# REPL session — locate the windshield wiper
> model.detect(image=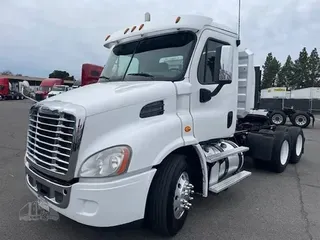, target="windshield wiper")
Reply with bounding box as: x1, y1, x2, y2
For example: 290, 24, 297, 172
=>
127, 73, 155, 78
